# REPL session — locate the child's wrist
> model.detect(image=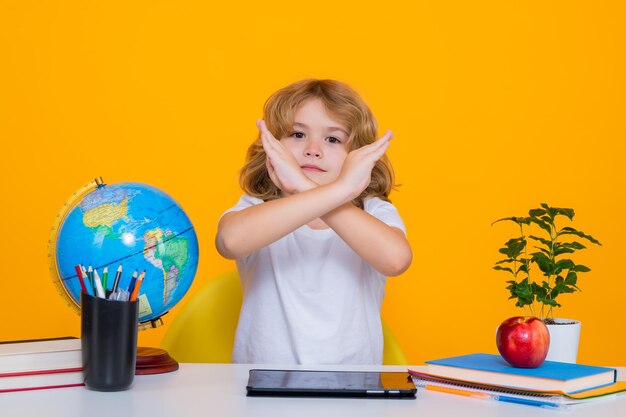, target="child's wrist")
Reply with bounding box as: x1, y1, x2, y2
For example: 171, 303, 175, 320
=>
326, 179, 361, 204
